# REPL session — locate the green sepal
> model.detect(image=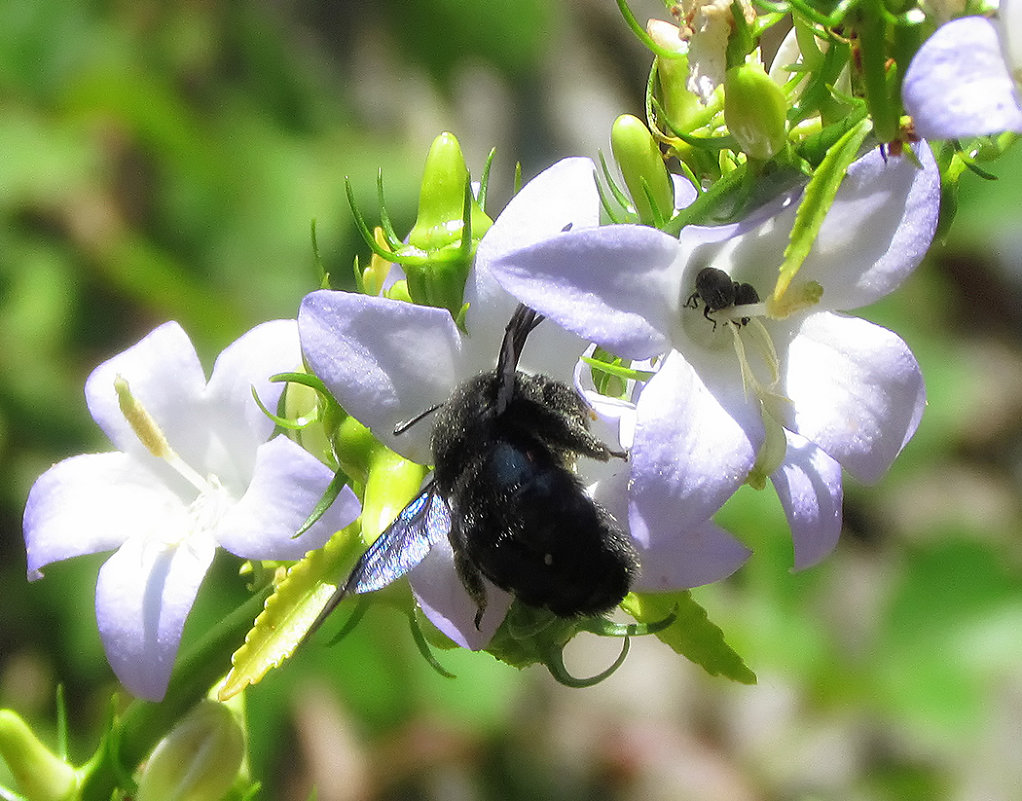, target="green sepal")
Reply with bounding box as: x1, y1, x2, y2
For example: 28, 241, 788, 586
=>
292, 468, 352, 539
218, 522, 365, 700
773, 116, 872, 301
620, 592, 757, 684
